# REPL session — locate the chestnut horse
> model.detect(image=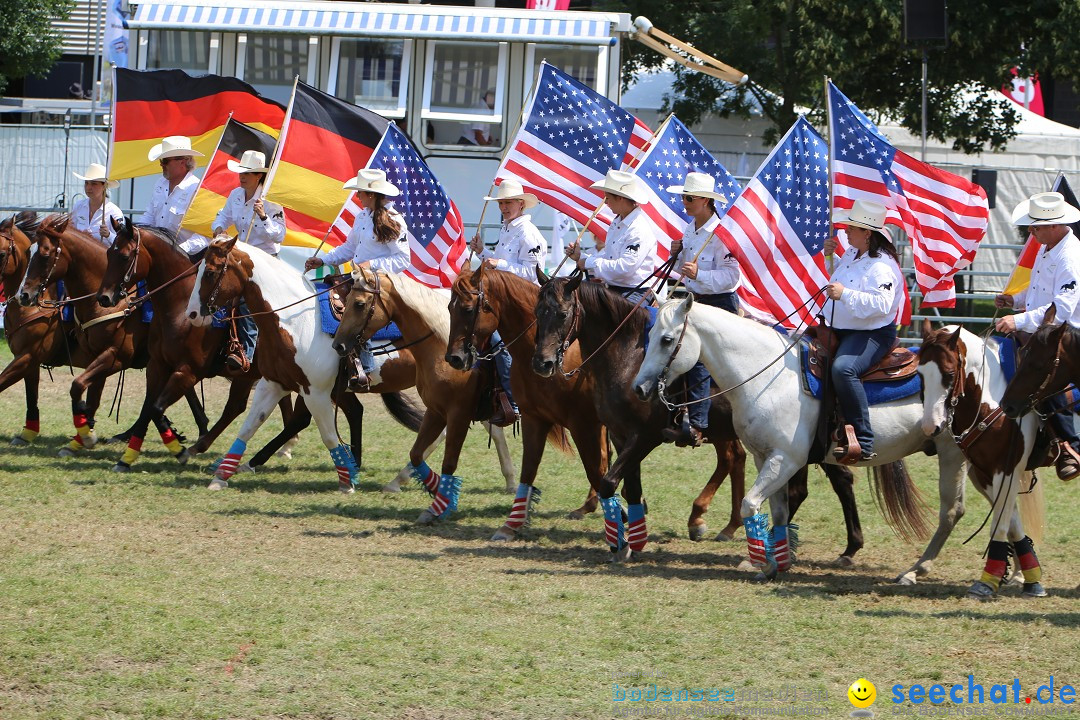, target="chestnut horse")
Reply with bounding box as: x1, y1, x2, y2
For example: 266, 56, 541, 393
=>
1001, 304, 1080, 419
533, 273, 864, 563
